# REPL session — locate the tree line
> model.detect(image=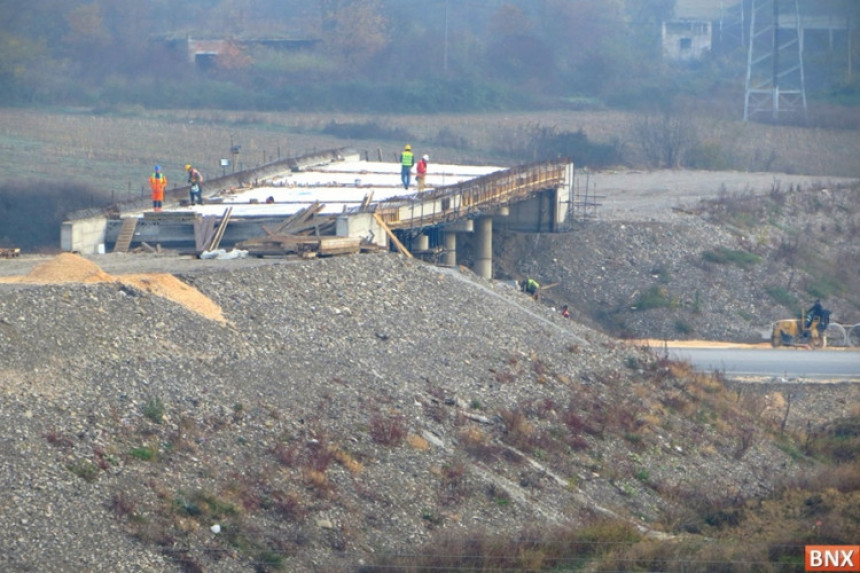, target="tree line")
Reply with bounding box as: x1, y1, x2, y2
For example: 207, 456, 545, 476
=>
0, 0, 857, 112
